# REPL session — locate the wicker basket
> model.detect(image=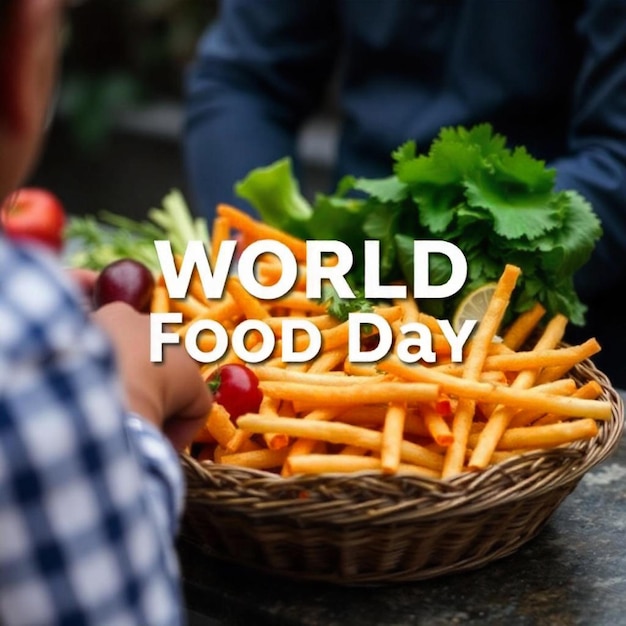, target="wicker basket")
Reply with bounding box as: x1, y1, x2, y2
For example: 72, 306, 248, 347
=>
180, 358, 624, 585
